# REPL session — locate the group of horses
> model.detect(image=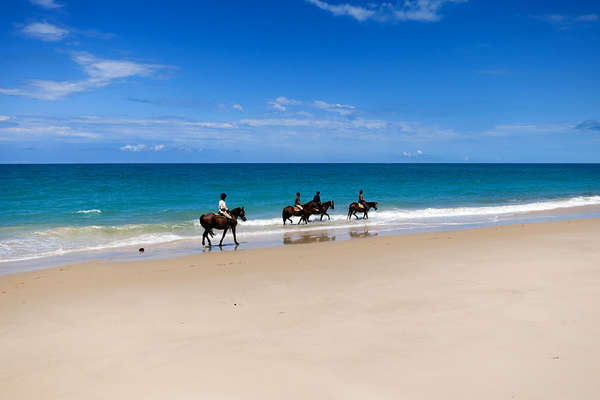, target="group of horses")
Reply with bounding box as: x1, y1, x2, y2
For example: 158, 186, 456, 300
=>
199, 200, 379, 247
282, 200, 378, 225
